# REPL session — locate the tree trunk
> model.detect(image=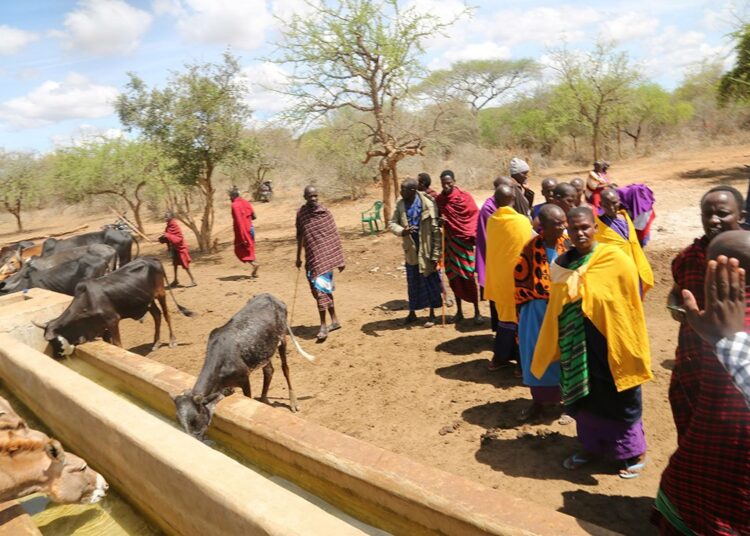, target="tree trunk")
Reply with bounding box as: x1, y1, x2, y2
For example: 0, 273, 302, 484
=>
197, 168, 215, 252
592, 127, 599, 161
12, 211, 22, 232
380, 165, 394, 223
